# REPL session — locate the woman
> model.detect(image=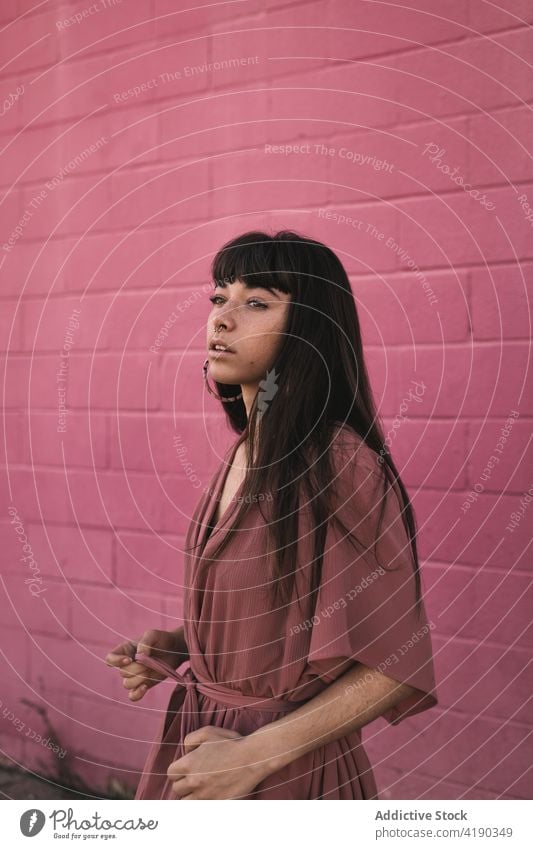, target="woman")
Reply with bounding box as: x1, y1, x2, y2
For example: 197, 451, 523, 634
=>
105, 229, 438, 799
